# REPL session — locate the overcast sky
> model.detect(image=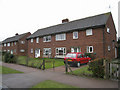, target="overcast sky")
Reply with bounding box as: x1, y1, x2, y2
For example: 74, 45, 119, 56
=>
0, 0, 119, 41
